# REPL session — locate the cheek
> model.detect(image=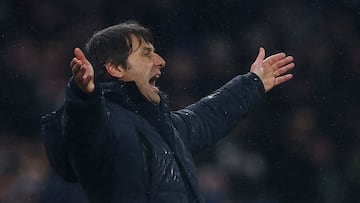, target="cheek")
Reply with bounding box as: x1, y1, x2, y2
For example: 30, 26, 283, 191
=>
131, 69, 148, 81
